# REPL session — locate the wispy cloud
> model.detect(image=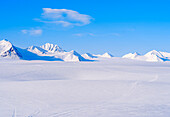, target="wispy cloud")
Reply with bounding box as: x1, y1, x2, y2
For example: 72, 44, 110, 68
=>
36, 8, 93, 27
126, 28, 136, 32
73, 33, 83, 37
73, 32, 121, 38
88, 33, 95, 36
73, 33, 95, 37
111, 33, 121, 37
21, 29, 42, 35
